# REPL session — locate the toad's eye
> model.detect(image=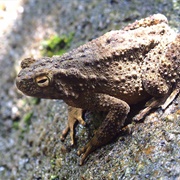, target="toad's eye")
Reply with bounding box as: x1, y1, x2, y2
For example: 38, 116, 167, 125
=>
35, 75, 50, 87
